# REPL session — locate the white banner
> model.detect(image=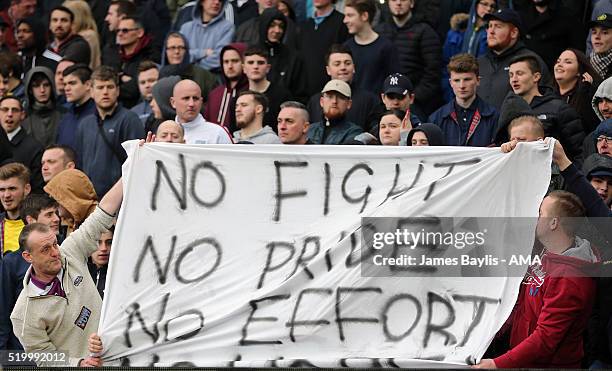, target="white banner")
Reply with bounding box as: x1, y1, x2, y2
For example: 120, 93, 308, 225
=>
99, 142, 553, 367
